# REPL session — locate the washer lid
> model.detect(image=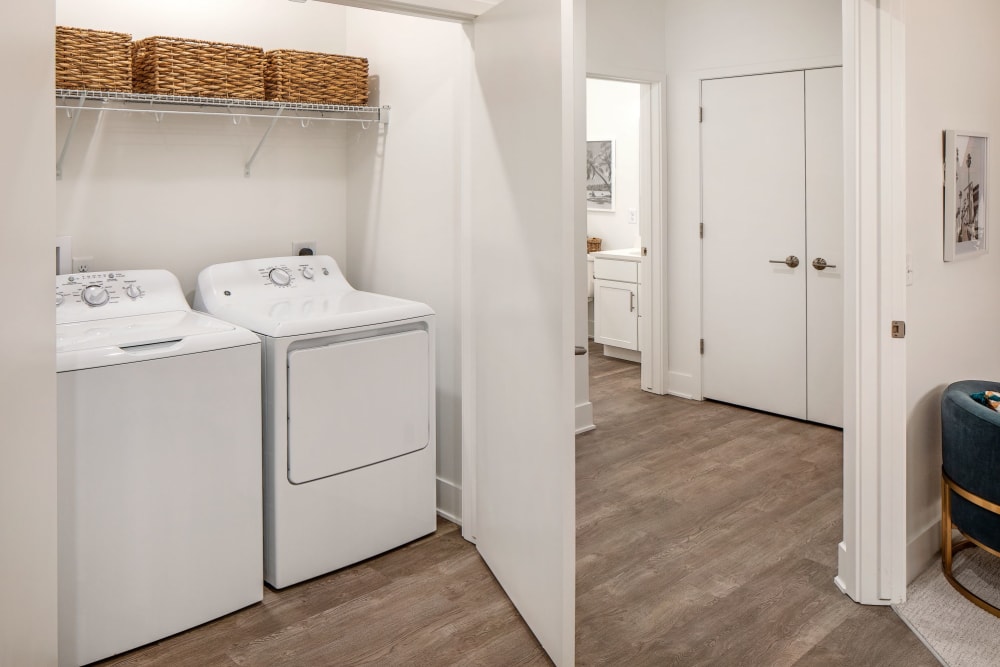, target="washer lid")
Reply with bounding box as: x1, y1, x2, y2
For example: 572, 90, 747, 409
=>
195, 255, 434, 337
56, 310, 259, 372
